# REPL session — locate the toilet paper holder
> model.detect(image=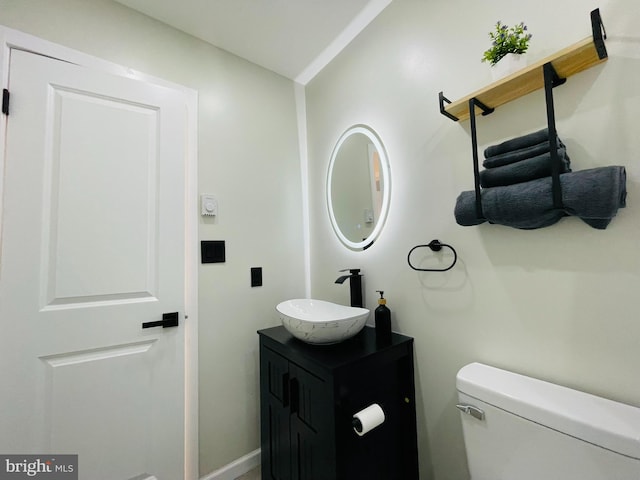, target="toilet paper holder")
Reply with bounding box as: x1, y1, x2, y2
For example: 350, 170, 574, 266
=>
351, 417, 365, 433
352, 403, 385, 436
